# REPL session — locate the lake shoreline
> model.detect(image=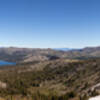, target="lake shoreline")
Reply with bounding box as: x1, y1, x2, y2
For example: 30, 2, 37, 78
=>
0, 60, 16, 66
